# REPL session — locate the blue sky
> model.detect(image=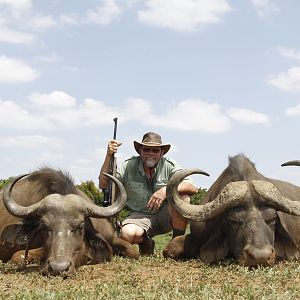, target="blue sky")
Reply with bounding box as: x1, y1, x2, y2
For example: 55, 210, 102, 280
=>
0, 0, 300, 189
